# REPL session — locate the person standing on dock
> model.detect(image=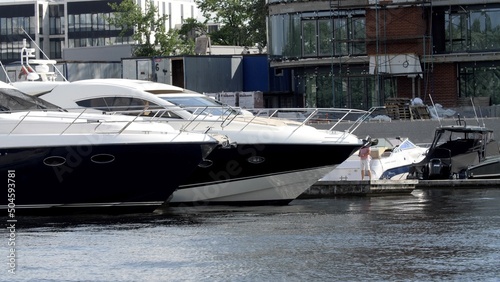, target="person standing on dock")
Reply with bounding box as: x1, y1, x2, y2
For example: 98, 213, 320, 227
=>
358, 144, 372, 180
